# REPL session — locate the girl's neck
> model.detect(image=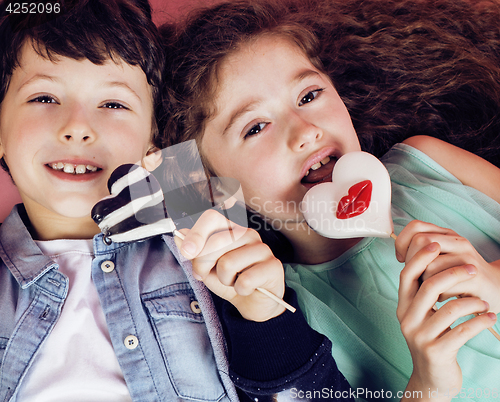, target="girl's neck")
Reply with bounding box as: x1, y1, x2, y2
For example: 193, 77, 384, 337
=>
283, 223, 362, 265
